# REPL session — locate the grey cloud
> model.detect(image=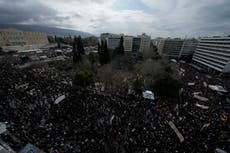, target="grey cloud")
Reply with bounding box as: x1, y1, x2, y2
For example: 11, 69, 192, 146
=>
73, 13, 82, 18
90, 19, 96, 22
0, 0, 60, 25
189, 0, 230, 36
91, 0, 108, 3
0, 0, 230, 37
150, 0, 230, 37
198, 1, 230, 23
